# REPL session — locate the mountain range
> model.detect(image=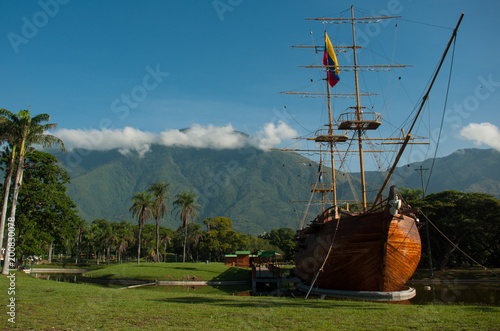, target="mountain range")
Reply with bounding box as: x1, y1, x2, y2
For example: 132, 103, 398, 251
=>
52, 147, 500, 235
